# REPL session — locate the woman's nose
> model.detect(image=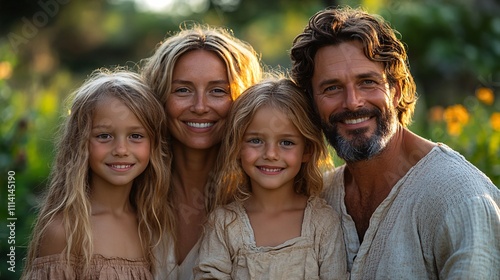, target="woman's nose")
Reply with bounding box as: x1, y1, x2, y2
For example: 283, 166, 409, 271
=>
191, 92, 209, 114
